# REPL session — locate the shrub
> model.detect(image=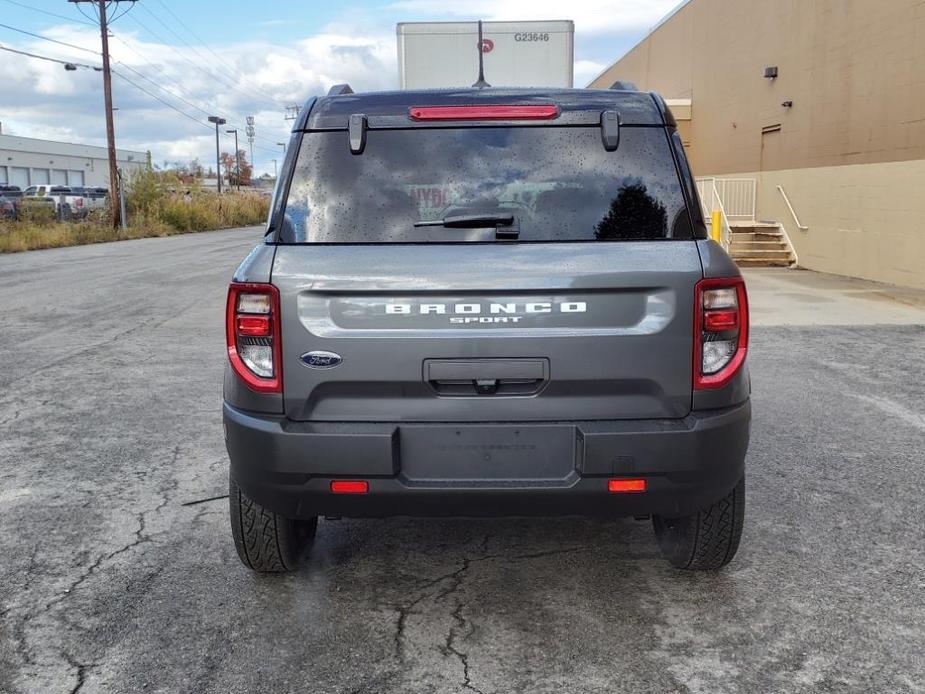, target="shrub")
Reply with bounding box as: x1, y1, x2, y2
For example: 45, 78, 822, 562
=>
17, 199, 56, 225
0, 189, 270, 253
